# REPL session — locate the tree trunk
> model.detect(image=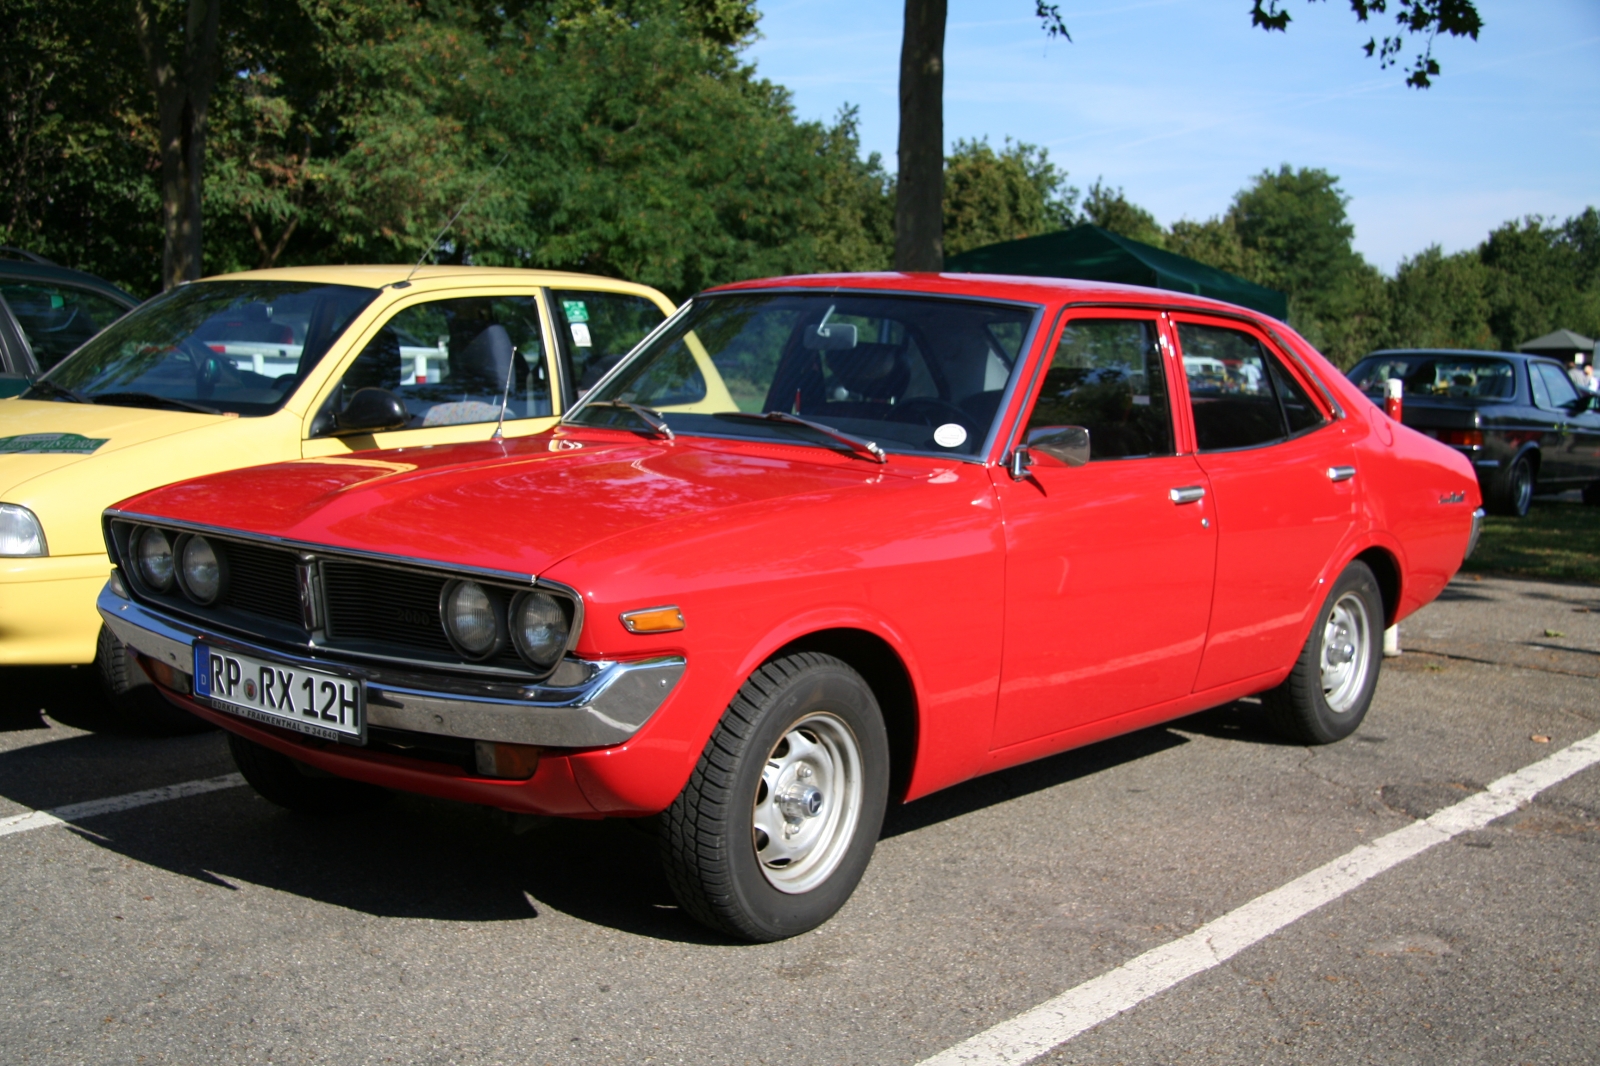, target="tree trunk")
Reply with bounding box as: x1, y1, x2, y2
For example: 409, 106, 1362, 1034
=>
895, 0, 946, 272
132, 0, 221, 290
